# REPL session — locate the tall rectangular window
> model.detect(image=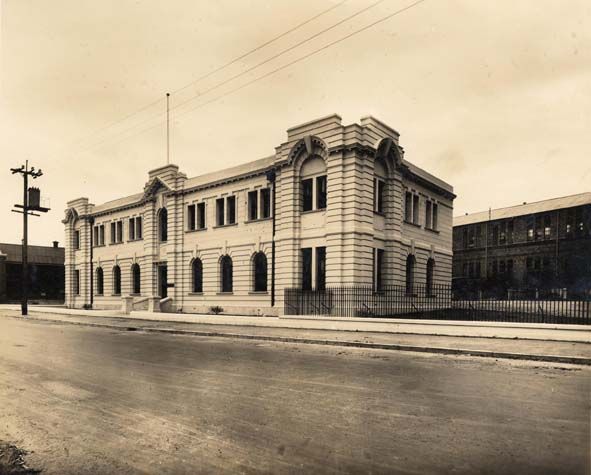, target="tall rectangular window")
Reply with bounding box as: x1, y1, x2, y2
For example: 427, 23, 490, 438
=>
316, 175, 327, 210
432, 203, 438, 230
98, 225, 105, 246
316, 246, 326, 291
425, 201, 432, 229
216, 198, 225, 226
197, 203, 206, 229
227, 196, 236, 224
116, 221, 123, 243
374, 179, 385, 213
302, 178, 313, 212
404, 191, 412, 222
74, 230, 80, 250
74, 269, 80, 295
412, 194, 419, 225
135, 217, 142, 239
544, 215, 552, 238
301, 248, 312, 291
93, 226, 99, 246
110, 222, 116, 244
260, 188, 271, 218
374, 248, 384, 291
187, 204, 196, 230
129, 218, 135, 240
248, 191, 258, 221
